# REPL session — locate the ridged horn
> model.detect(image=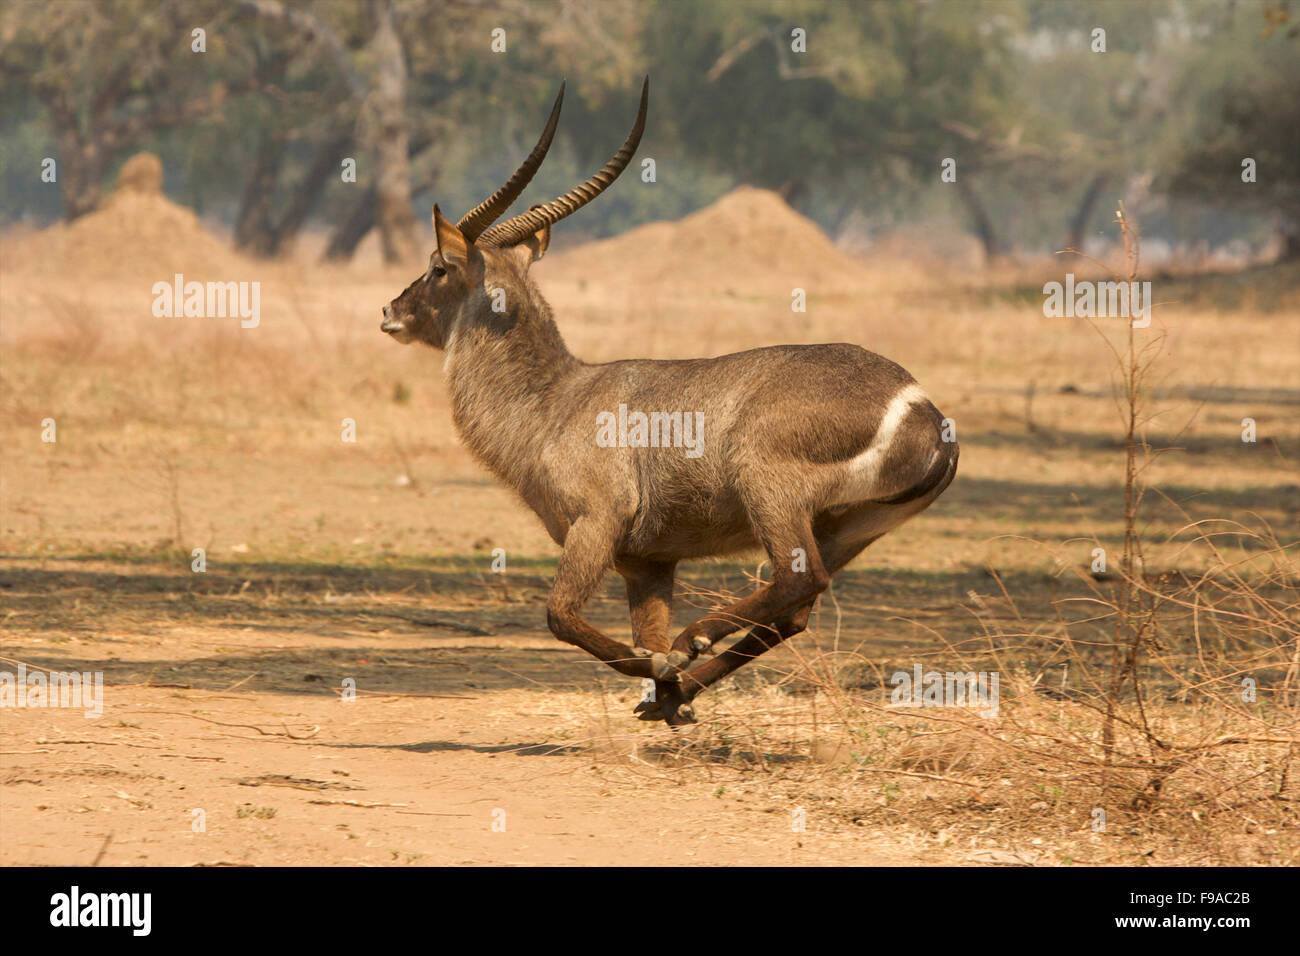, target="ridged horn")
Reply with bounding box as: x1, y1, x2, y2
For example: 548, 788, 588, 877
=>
478, 76, 649, 248
455, 82, 565, 243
